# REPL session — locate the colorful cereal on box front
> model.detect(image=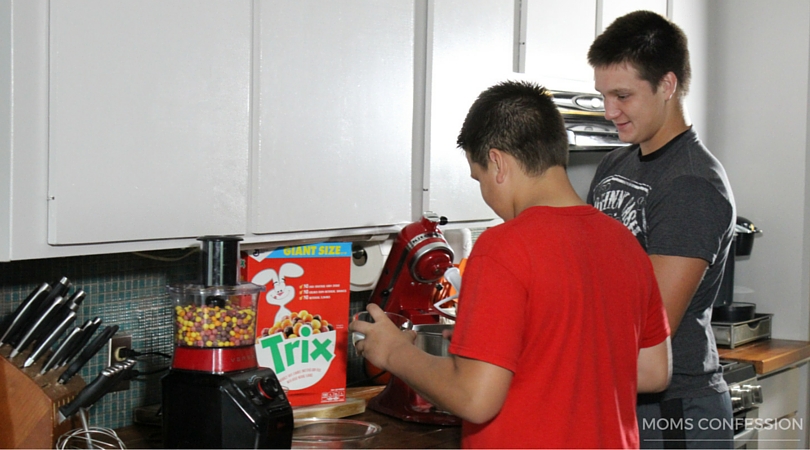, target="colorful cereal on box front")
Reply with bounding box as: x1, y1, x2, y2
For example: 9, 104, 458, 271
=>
261, 309, 334, 339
